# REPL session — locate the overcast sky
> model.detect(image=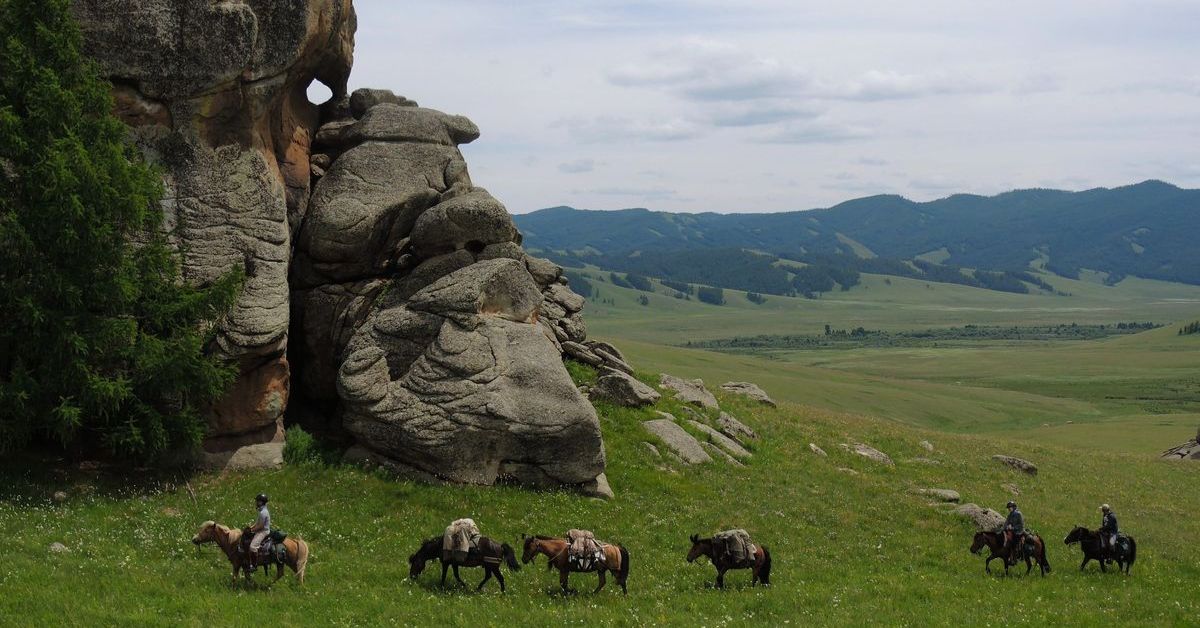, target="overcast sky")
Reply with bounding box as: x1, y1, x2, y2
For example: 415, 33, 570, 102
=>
339, 0, 1200, 213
